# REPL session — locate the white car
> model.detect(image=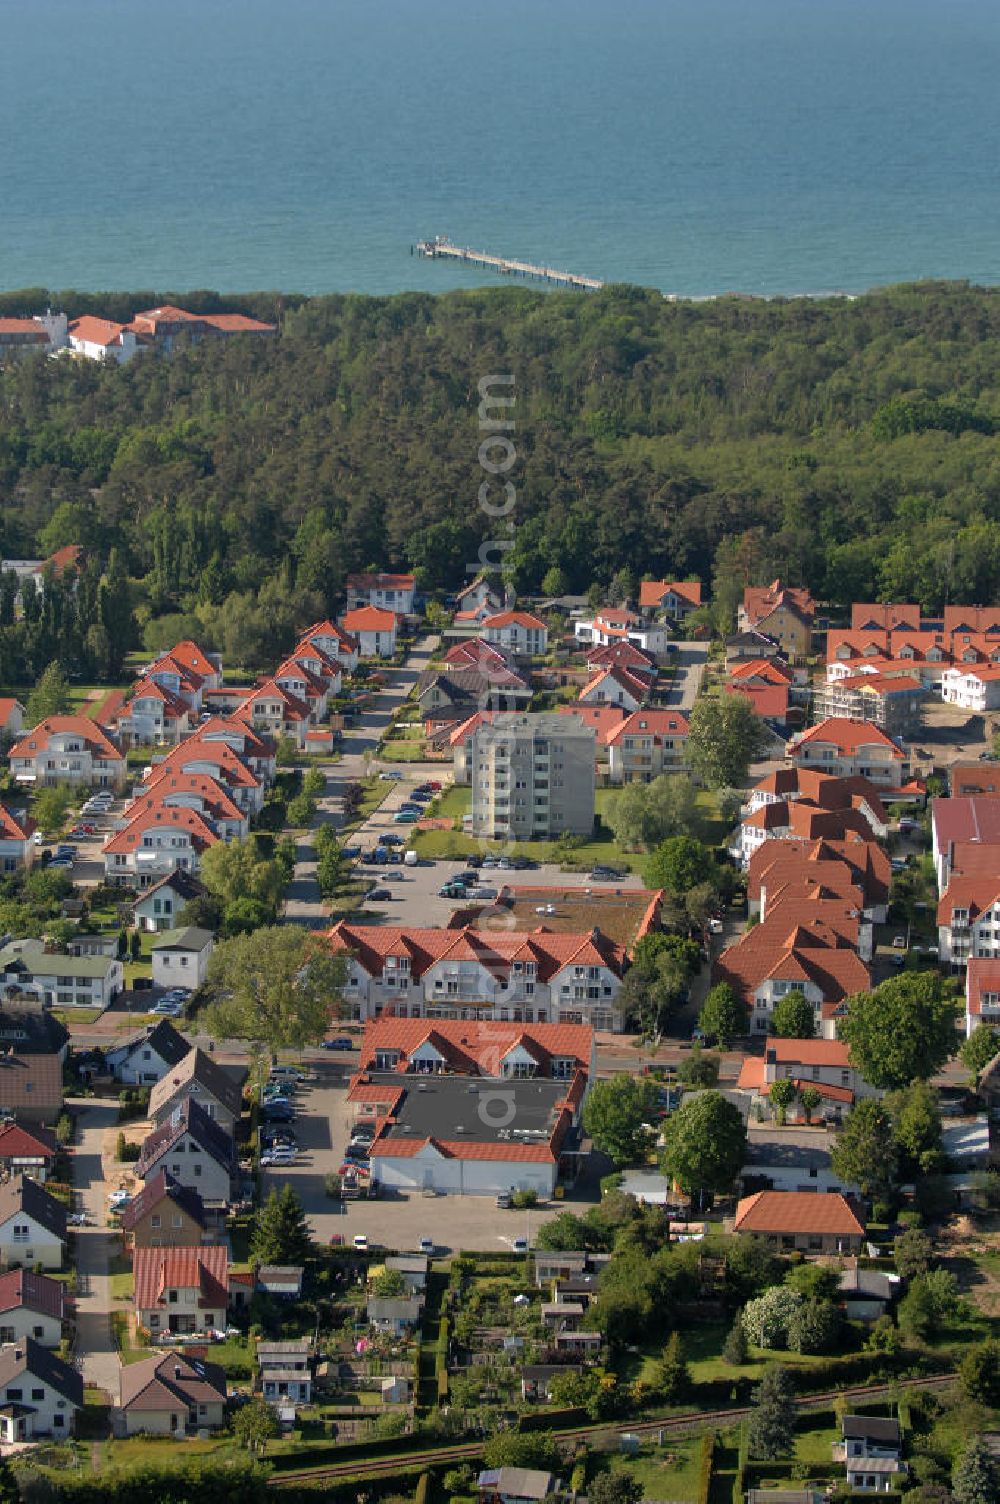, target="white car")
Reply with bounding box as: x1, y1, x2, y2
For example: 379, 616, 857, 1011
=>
378, 770, 401, 780
512, 1237, 529, 1254
418, 1237, 435, 1255
353, 1234, 369, 1252
108, 1190, 132, 1209
260, 1147, 298, 1167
